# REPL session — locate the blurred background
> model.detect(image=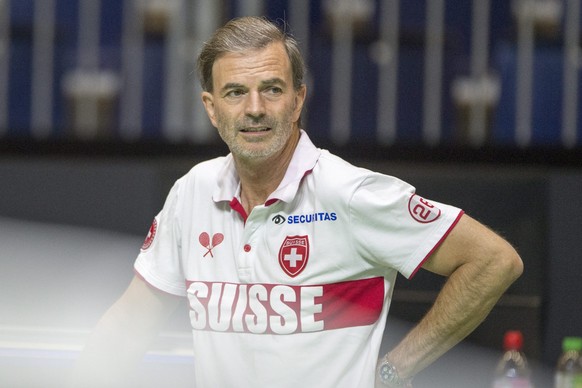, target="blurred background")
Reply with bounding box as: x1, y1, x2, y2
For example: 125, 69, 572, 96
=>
1, 0, 581, 387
